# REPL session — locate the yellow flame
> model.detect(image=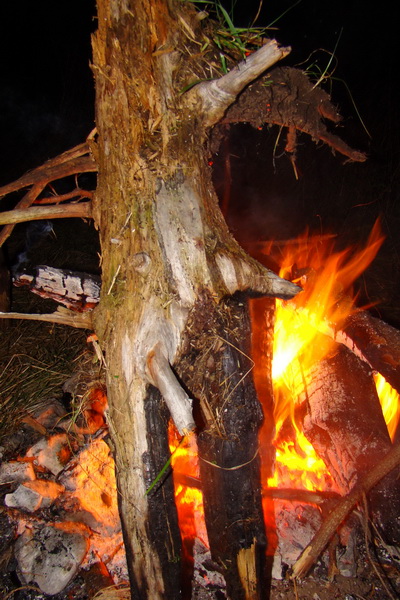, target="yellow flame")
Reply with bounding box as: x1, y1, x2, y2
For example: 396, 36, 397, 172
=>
374, 373, 400, 441
268, 221, 386, 491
